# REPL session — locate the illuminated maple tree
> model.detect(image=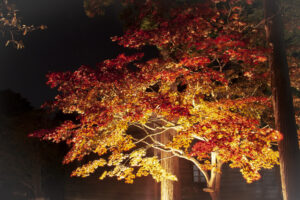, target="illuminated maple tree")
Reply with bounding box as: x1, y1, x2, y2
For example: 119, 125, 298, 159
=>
32, 1, 281, 200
